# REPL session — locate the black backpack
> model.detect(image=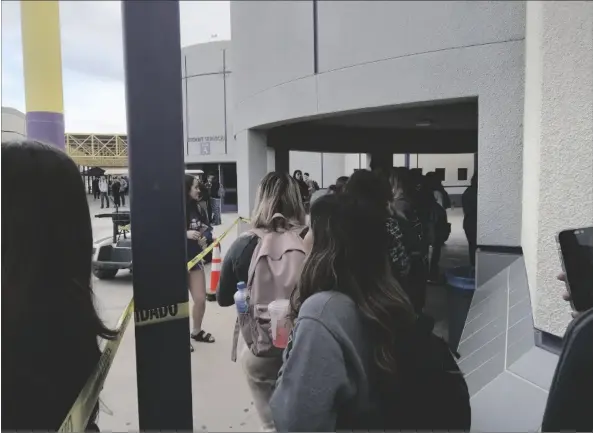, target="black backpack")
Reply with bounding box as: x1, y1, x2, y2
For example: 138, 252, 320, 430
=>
341, 316, 471, 431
